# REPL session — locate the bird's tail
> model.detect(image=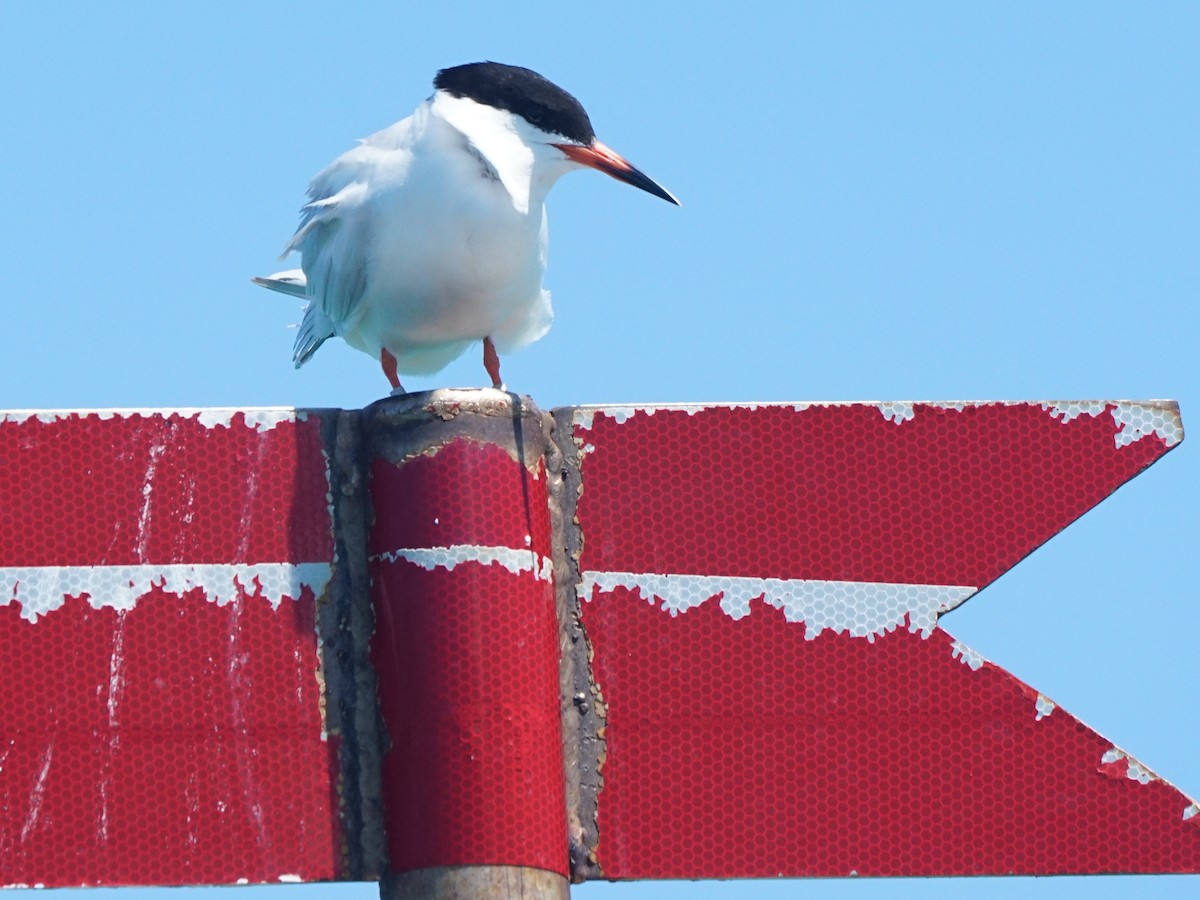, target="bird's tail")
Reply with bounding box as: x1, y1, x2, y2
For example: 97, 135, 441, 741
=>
251, 268, 308, 298
252, 269, 332, 367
